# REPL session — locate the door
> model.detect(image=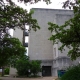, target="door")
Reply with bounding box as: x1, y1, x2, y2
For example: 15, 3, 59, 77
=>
42, 66, 51, 76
